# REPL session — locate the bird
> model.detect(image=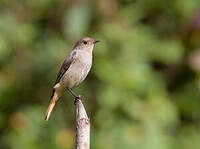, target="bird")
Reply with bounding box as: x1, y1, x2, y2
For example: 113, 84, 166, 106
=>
45, 37, 99, 121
